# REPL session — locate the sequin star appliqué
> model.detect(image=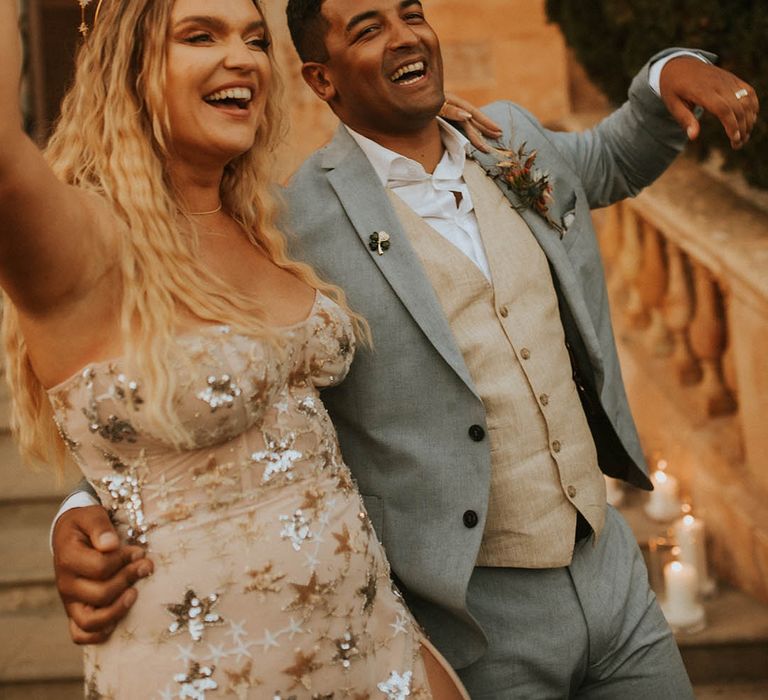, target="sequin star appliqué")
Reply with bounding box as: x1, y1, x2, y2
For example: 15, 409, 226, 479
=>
165, 589, 224, 642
